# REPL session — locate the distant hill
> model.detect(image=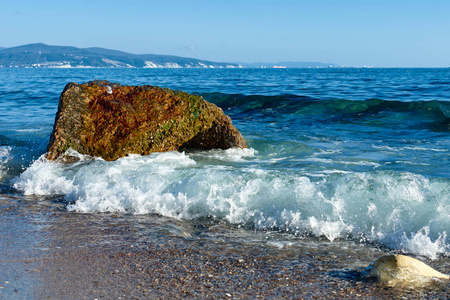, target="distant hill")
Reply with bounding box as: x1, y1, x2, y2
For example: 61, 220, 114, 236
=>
0, 43, 242, 68
0, 43, 341, 69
